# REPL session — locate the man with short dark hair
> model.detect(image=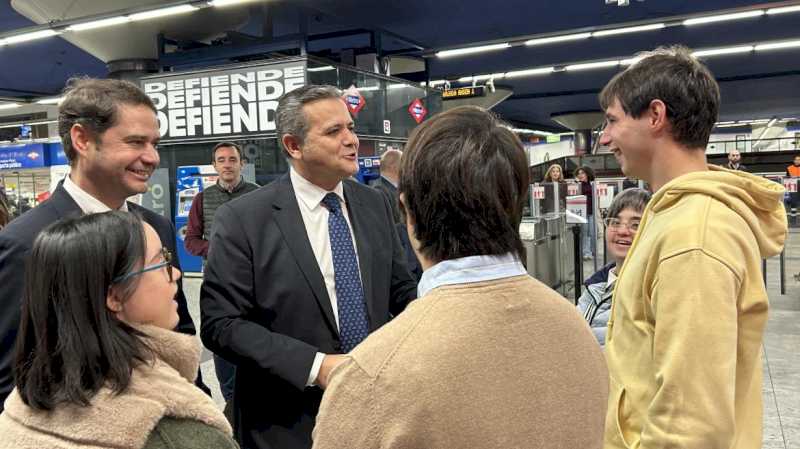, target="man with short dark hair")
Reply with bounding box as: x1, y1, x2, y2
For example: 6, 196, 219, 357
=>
200, 84, 417, 449
313, 105, 608, 449
0, 78, 204, 412
599, 47, 786, 449
727, 149, 747, 171
185, 141, 258, 416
